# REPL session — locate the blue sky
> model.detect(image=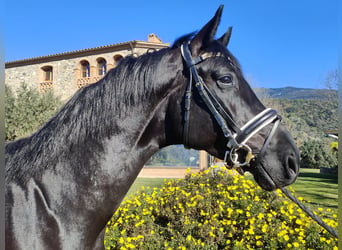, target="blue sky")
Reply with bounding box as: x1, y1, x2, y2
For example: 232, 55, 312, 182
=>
5, 0, 338, 89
